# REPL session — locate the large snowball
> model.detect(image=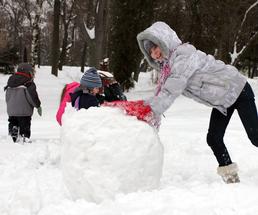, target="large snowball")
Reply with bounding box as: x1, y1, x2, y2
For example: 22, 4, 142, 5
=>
61, 106, 163, 203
